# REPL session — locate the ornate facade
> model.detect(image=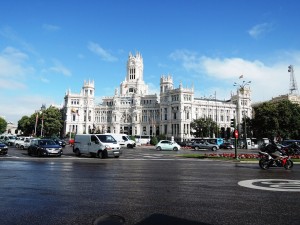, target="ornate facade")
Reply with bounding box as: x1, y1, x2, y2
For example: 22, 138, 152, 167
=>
63, 52, 252, 141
